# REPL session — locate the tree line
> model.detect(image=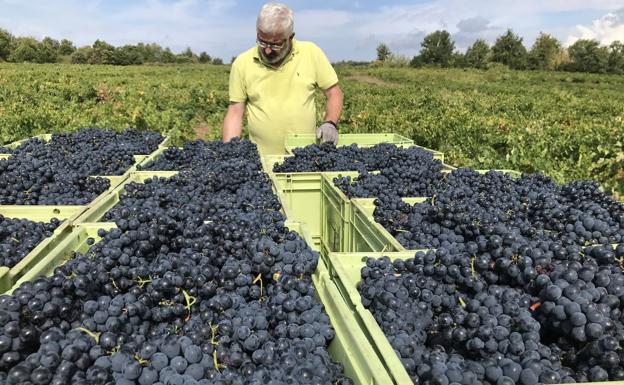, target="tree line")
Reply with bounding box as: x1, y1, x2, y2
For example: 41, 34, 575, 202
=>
376, 29, 624, 74
0, 27, 223, 65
